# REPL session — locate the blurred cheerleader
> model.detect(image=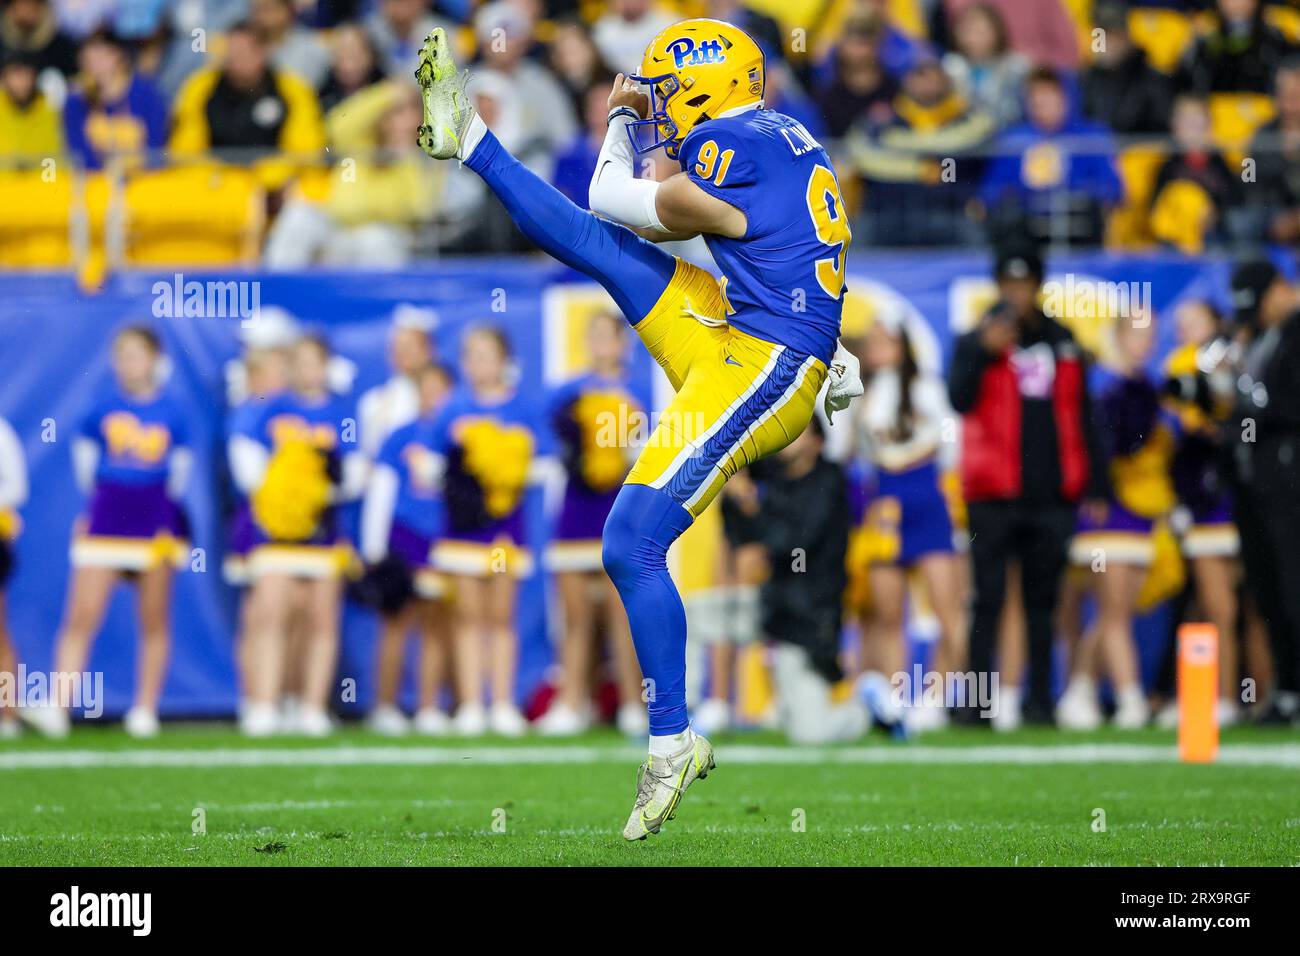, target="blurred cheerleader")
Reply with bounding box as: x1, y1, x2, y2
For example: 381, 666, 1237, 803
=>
0, 414, 28, 738
223, 326, 296, 721
538, 313, 646, 738
360, 363, 456, 736
856, 310, 965, 732
231, 334, 367, 737
1057, 311, 1177, 730
42, 326, 192, 738
1159, 300, 1258, 726
431, 325, 548, 737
